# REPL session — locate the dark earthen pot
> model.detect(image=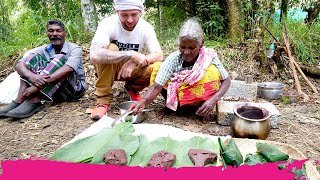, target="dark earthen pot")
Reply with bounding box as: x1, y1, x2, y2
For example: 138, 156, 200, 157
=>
231, 104, 271, 140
